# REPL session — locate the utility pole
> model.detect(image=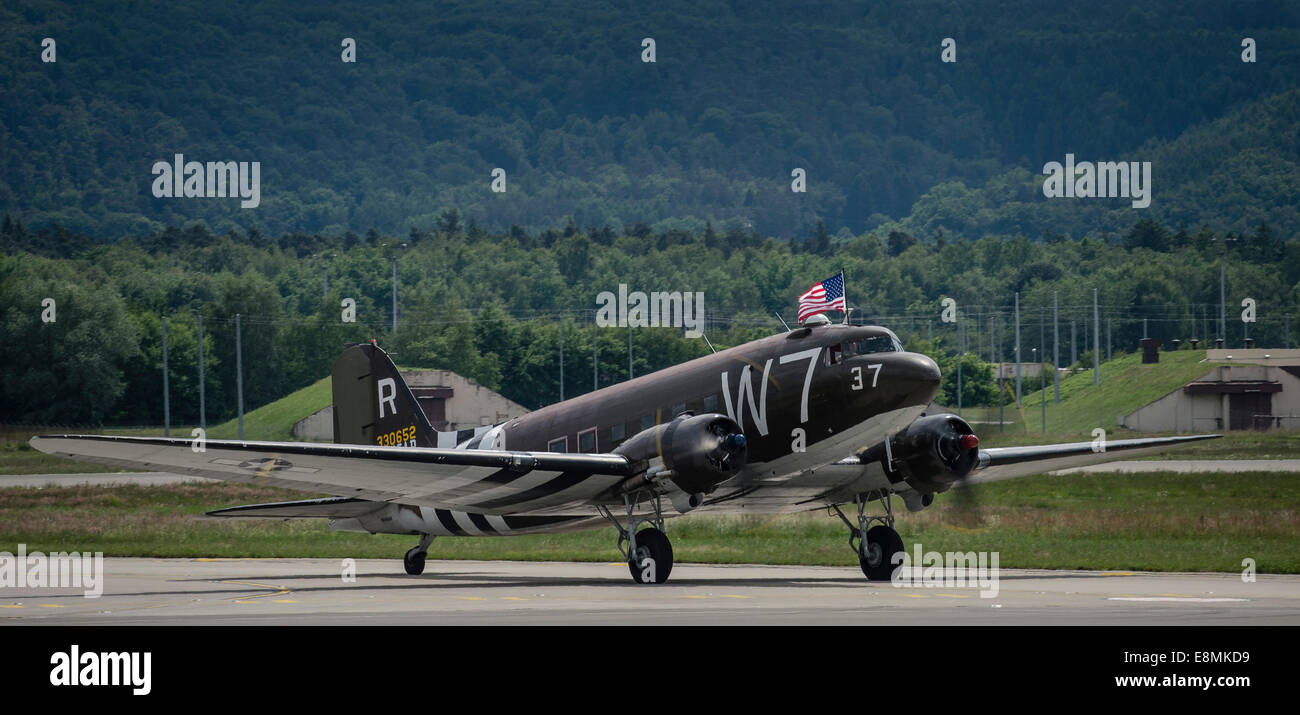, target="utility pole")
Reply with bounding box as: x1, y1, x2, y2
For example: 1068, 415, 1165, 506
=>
628, 322, 633, 380
1040, 308, 1046, 432
593, 319, 598, 391
236, 313, 244, 440
956, 314, 963, 416
197, 313, 206, 432
1053, 292, 1060, 403
1220, 252, 1226, 341
1093, 289, 1100, 385
391, 258, 398, 333
559, 319, 565, 401
1014, 293, 1021, 404
162, 315, 170, 437
994, 314, 1003, 432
